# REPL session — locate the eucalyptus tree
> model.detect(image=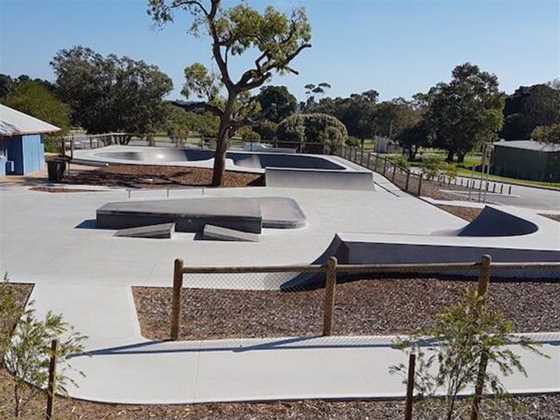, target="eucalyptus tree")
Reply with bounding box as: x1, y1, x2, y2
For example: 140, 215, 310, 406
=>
148, 0, 312, 186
